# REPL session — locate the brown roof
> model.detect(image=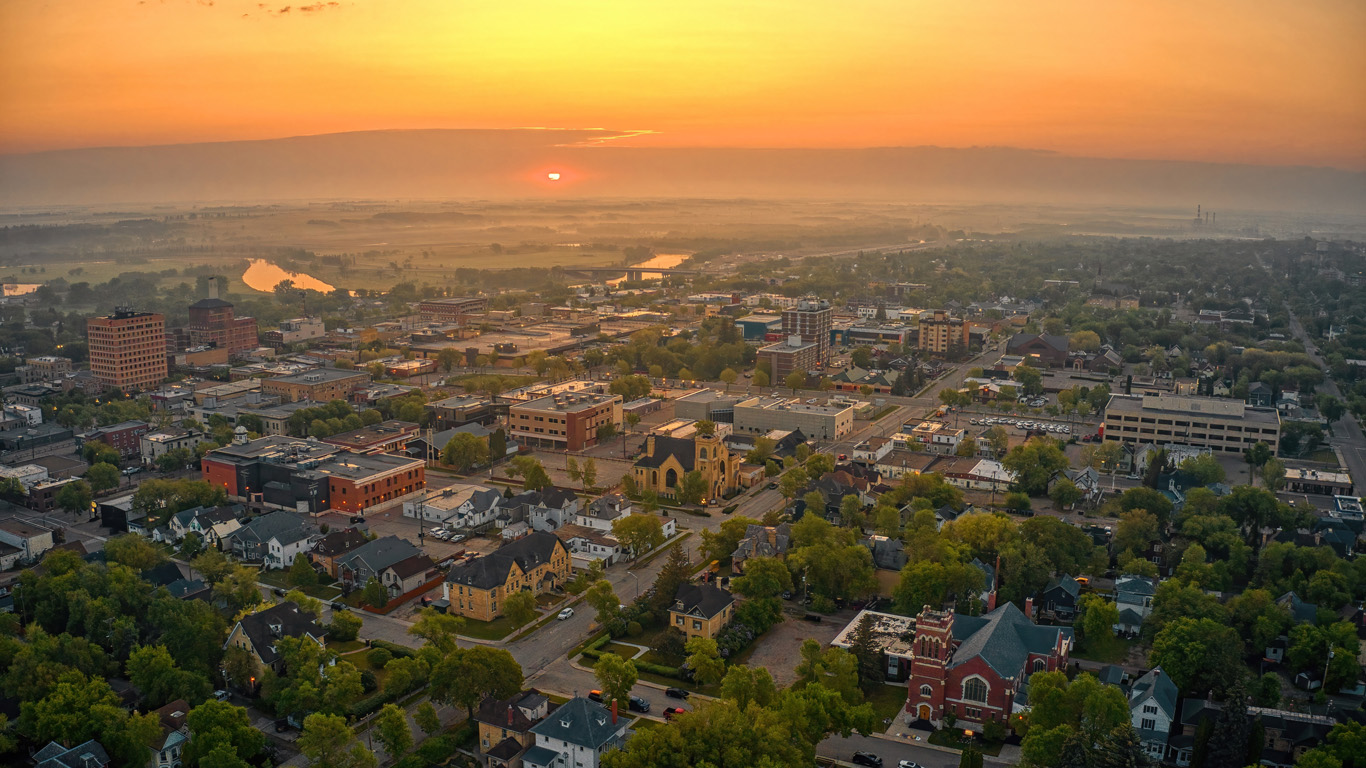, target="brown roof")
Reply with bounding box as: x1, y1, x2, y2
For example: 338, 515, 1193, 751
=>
385, 553, 437, 580
313, 528, 368, 558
